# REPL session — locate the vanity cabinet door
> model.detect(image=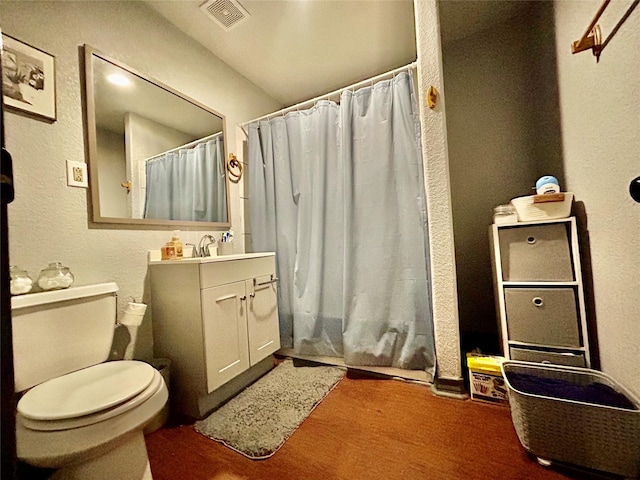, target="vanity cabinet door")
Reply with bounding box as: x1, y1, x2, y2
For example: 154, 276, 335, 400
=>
246, 275, 280, 366
201, 281, 250, 393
